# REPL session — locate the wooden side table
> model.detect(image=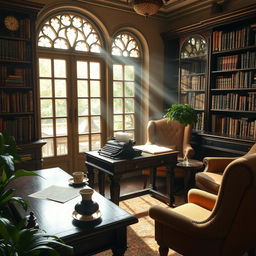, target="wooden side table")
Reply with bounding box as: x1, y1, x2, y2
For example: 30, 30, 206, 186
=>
176, 159, 204, 201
